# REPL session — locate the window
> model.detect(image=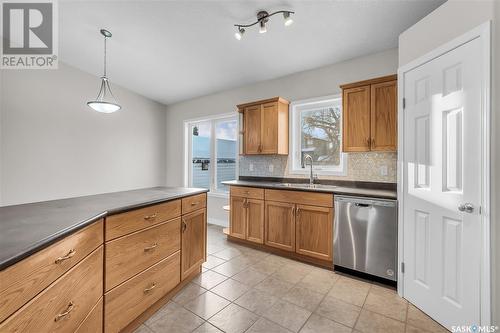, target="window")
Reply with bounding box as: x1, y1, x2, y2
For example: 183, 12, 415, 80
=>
186, 114, 238, 194
290, 95, 346, 175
